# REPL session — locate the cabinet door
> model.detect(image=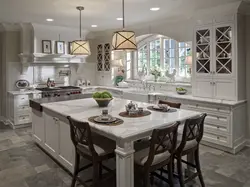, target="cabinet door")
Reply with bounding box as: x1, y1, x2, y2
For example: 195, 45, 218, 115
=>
192, 79, 213, 98
58, 120, 75, 172
44, 113, 59, 157
213, 79, 236, 100
97, 44, 103, 71
213, 24, 234, 78
194, 27, 212, 77
32, 109, 44, 143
